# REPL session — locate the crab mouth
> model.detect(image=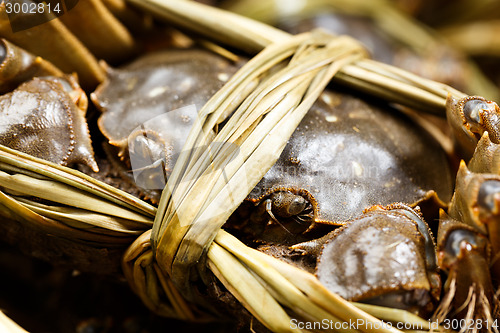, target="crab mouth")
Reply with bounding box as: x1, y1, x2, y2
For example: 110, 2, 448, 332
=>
291, 204, 315, 224
267, 202, 315, 235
